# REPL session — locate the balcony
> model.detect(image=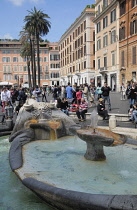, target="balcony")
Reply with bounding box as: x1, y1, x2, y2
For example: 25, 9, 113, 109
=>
99, 67, 108, 74
45, 71, 49, 74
